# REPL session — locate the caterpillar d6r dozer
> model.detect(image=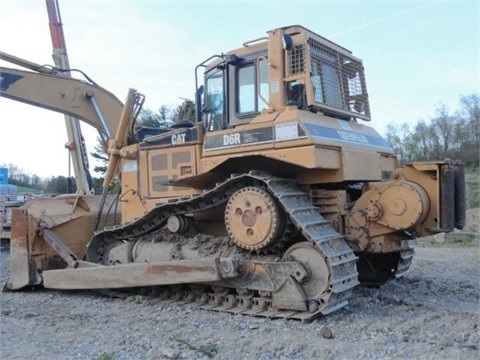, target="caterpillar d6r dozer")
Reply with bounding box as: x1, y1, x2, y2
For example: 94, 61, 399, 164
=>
1, 25, 465, 321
